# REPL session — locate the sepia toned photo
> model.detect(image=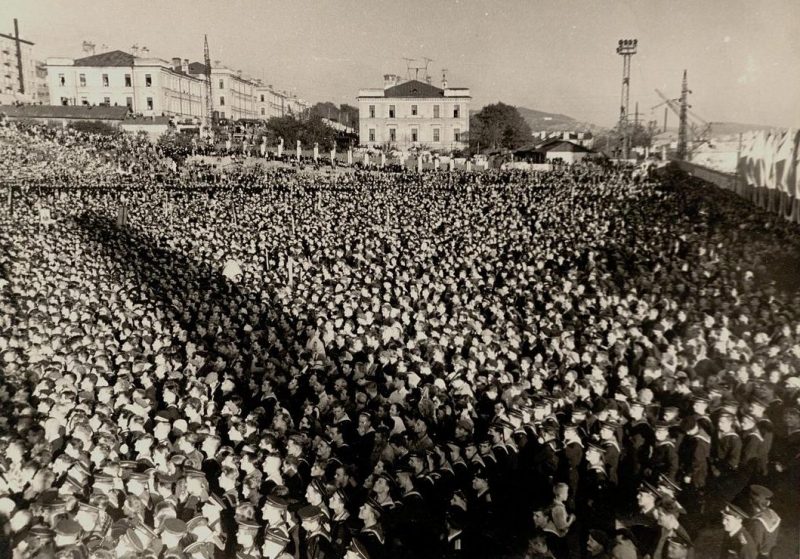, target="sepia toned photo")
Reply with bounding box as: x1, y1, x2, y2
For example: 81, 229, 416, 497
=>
1, 1, 799, 558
